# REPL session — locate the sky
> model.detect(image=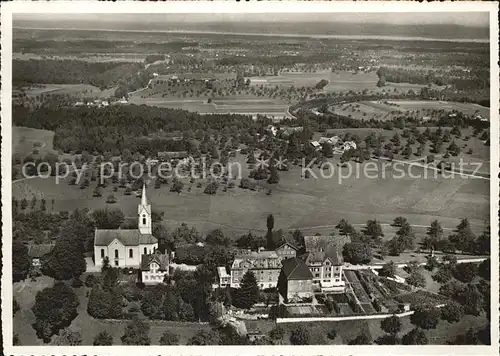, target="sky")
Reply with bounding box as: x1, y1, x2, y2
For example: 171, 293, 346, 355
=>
15, 12, 489, 28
